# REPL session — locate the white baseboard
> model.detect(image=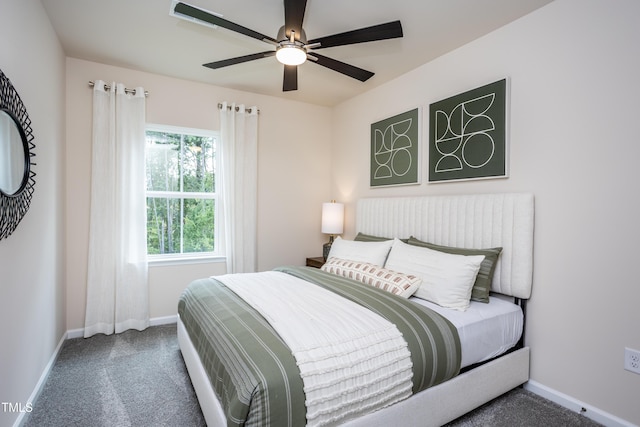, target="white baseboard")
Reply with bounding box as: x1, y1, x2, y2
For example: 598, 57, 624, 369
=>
66, 315, 178, 339
525, 380, 635, 427
66, 327, 84, 339
149, 314, 178, 326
